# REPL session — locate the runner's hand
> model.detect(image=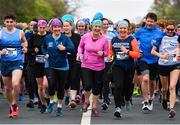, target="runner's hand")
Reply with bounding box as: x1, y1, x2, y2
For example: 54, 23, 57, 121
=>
57, 44, 66, 51
97, 51, 104, 56
0, 49, 7, 55
34, 47, 39, 53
